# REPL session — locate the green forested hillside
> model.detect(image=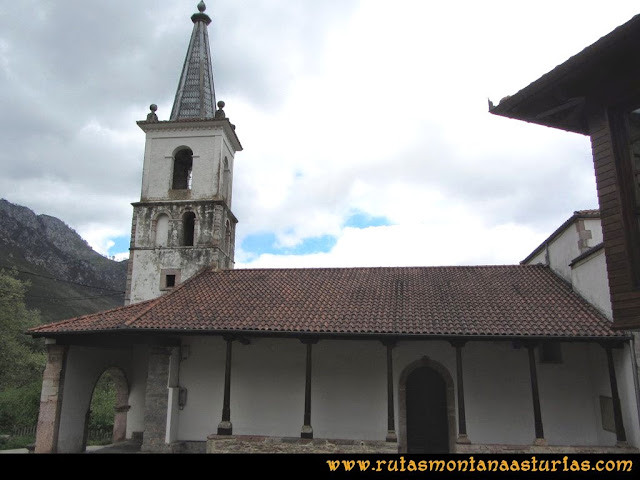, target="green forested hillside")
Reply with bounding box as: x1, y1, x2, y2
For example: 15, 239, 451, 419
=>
0, 199, 127, 324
